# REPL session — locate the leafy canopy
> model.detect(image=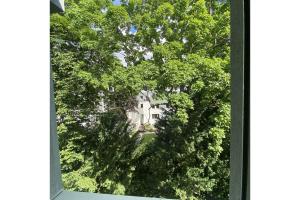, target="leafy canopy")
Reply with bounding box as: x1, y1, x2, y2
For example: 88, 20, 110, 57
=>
51, 0, 230, 199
